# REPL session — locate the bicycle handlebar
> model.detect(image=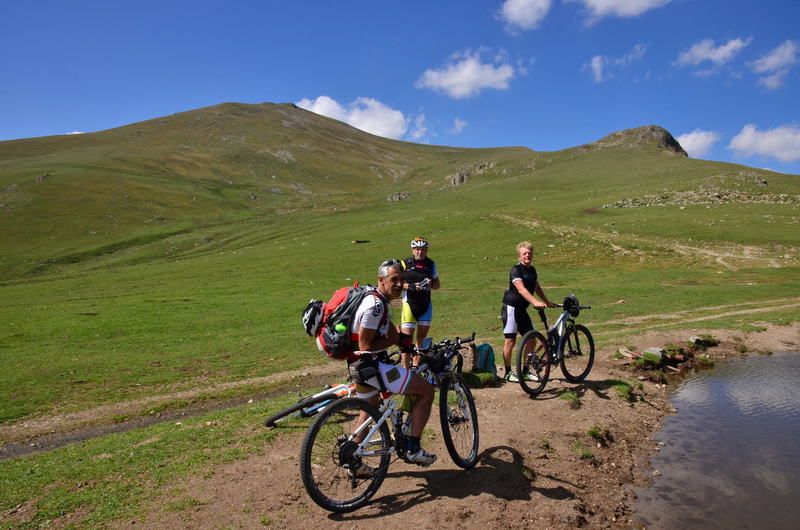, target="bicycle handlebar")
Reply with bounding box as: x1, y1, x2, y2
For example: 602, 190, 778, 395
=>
416, 332, 475, 354
552, 303, 592, 310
